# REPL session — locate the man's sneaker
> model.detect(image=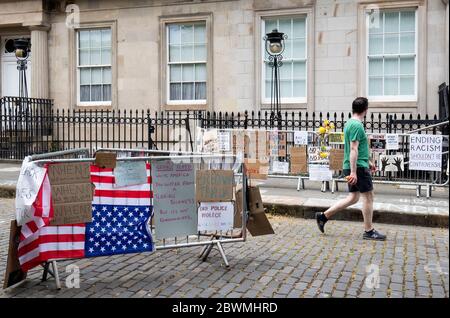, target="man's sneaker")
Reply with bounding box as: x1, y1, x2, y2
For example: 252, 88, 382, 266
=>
363, 229, 387, 241
315, 212, 328, 233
